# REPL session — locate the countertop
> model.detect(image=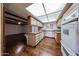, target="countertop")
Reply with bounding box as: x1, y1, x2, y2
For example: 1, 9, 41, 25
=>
43, 29, 61, 31
27, 32, 42, 35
